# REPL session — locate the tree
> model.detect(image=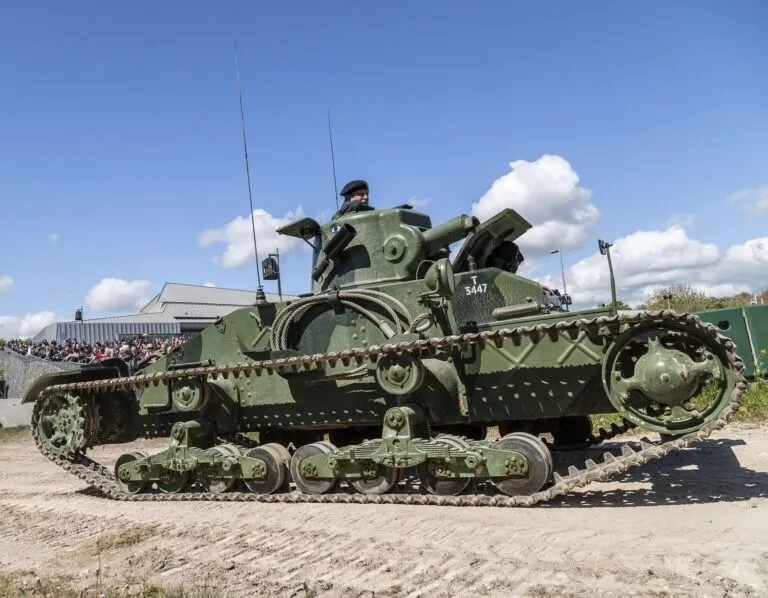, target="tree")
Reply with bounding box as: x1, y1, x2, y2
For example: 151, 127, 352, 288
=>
638, 283, 713, 313
635, 283, 768, 313
614, 300, 632, 310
